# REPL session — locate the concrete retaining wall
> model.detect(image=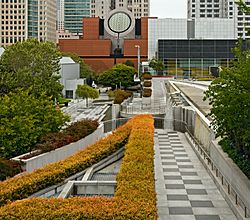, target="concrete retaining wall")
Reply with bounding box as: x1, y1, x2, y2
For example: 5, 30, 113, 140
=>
12, 124, 104, 172
210, 140, 250, 216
